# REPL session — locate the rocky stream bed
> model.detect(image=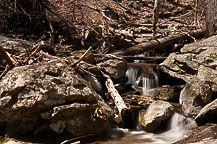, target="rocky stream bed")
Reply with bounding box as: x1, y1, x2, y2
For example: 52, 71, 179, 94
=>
0, 34, 217, 144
